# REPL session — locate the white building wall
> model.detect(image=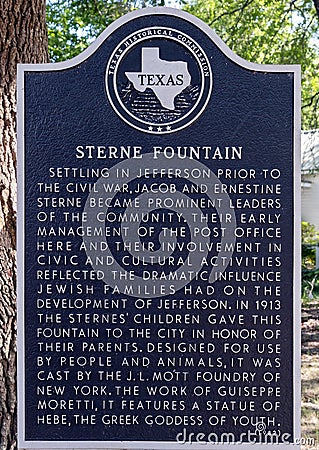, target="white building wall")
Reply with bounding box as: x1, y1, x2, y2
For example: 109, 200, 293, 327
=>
301, 173, 319, 229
